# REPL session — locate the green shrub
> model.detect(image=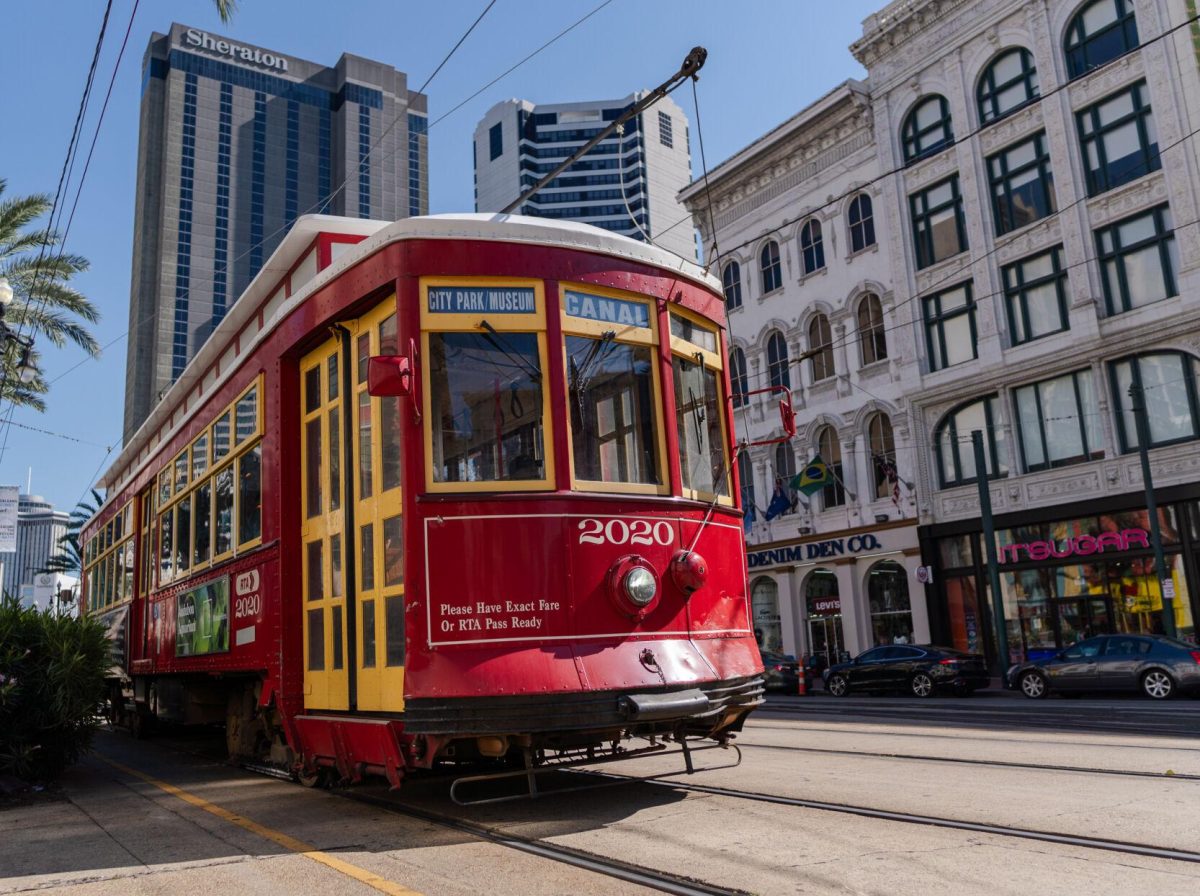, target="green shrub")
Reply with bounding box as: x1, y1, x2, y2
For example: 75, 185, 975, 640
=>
0, 596, 110, 781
